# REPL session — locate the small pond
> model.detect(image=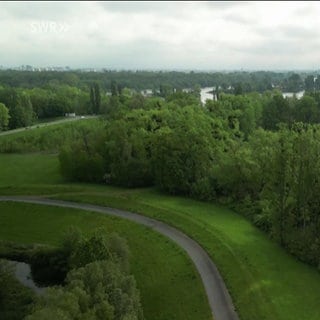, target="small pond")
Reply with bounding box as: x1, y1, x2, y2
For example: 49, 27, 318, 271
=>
8, 260, 46, 295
